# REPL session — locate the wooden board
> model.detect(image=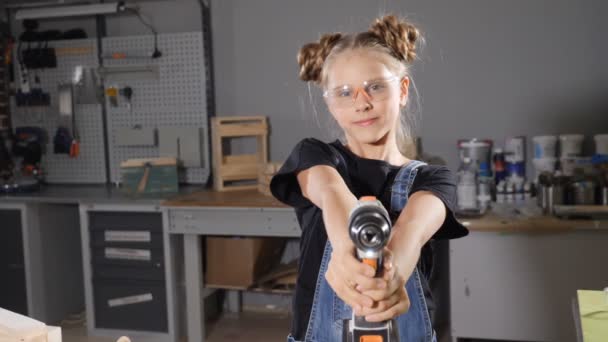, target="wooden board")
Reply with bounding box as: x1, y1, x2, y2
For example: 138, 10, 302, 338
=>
163, 189, 288, 208
461, 212, 608, 233
554, 205, 608, 217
